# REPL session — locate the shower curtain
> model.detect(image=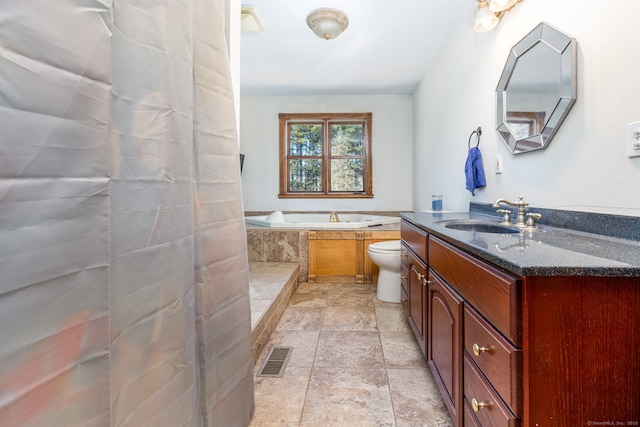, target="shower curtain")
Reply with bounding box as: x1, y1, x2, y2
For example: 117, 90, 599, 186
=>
0, 0, 254, 426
